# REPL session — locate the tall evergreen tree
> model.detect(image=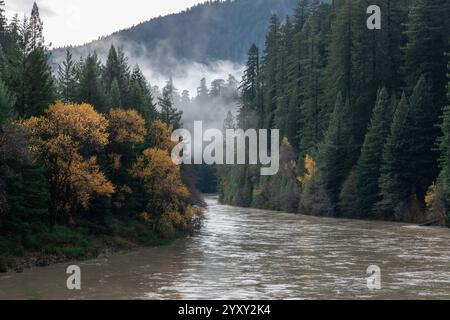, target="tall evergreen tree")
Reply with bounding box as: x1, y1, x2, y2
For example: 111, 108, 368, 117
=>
5, 5, 54, 118
57, 48, 78, 103
159, 80, 182, 130
128, 65, 156, 122
438, 64, 450, 222
297, 3, 332, 156
103, 45, 130, 106
403, 0, 450, 109
274, 16, 295, 143
28, 2, 44, 50
378, 0, 411, 91
109, 78, 122, 108
316, 93, 357, 214
378, 93, 413, 218
262, 14, 280, 129
196, 77, 209, 103
0, 78, 15, 123
0, 0, 8, 48
77, 53, 107, 112
239, 44, 260, 129
6, 159, 49, 231
352, 88, 393, 217
292, 0, 312, 32
379, 76, 437, 219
